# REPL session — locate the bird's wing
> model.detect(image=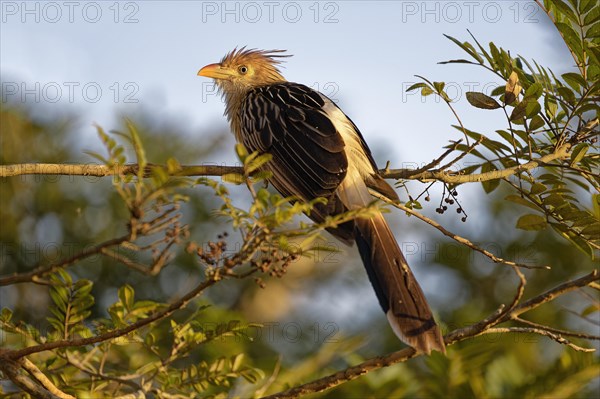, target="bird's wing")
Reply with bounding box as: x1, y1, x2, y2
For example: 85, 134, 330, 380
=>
240, 83, 350, 221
